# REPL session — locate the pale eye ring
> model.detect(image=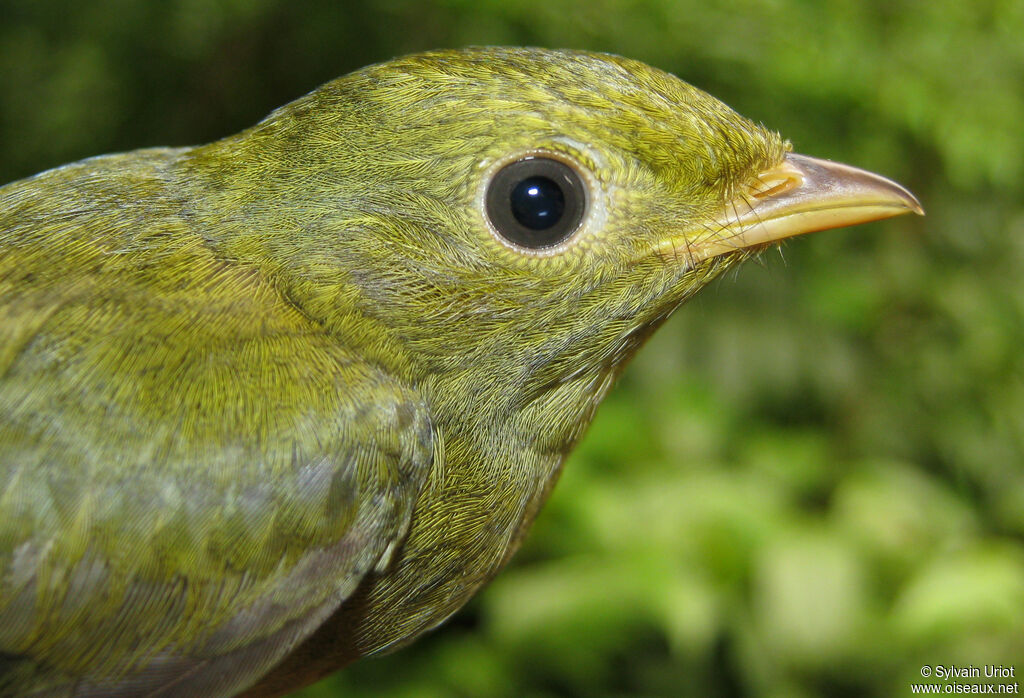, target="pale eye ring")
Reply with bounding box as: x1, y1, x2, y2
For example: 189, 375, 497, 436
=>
485, 156, 588, 249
